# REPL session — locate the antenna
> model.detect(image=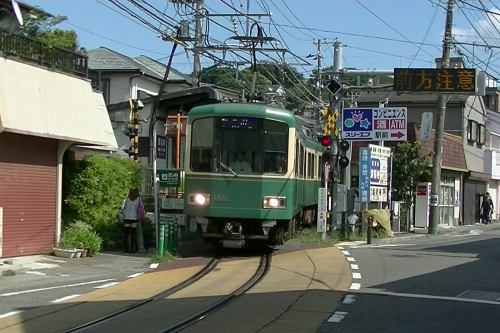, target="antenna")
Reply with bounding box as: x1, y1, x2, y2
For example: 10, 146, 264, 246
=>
11, 0, 24, 26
